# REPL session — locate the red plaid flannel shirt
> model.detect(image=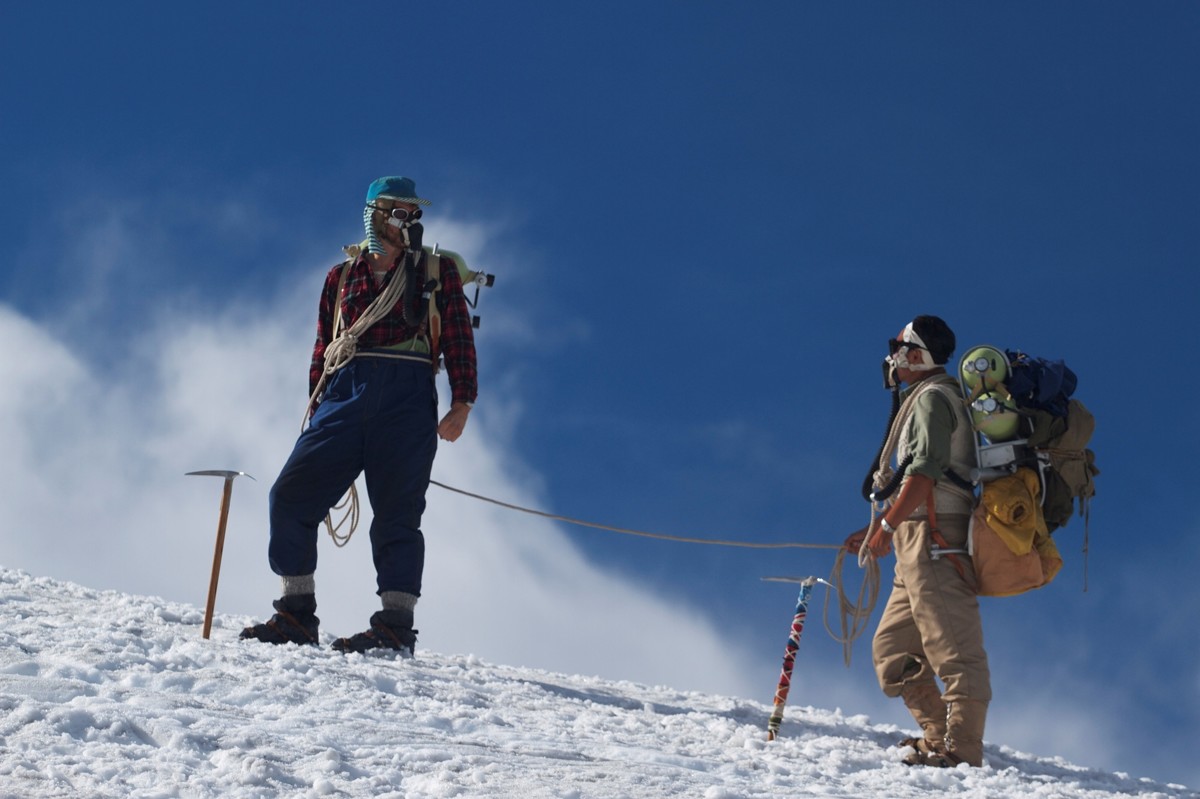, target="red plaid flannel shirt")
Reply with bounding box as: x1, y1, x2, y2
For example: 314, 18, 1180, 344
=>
310, 252, 478, 405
